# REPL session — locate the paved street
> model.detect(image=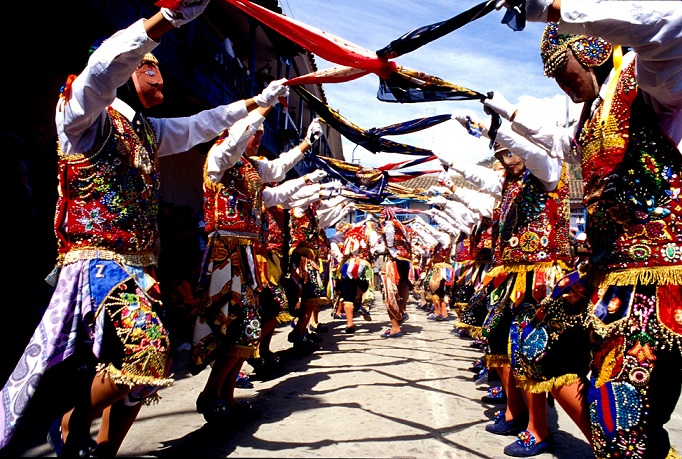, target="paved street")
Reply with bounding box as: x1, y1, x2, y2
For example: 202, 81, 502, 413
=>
18, 295, 682, 458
